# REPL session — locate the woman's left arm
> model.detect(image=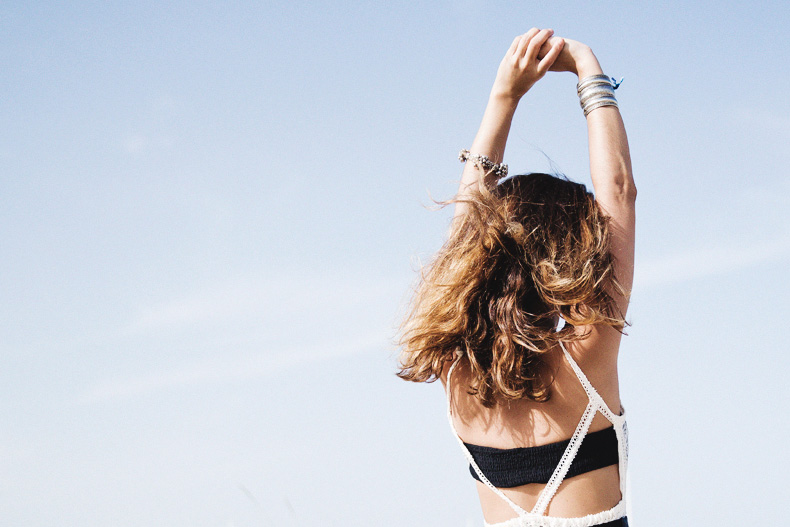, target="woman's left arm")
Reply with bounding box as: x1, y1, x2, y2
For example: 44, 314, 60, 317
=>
454, 28, 564, 219
550, 38, 636, 334
575, 48, 636, 317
